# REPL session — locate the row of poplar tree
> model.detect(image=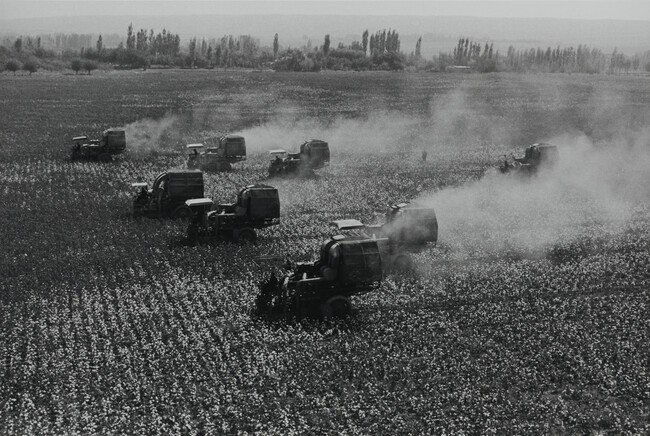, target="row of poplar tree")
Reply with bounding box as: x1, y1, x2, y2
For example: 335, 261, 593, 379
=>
2, 24, 649, 74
